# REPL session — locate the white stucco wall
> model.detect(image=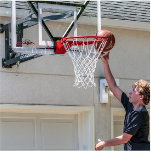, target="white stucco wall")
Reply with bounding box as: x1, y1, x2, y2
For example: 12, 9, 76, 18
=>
0, 20, 149, 104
